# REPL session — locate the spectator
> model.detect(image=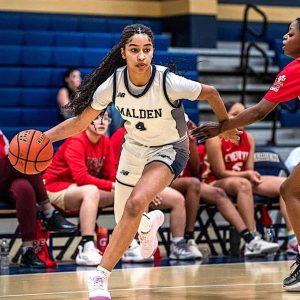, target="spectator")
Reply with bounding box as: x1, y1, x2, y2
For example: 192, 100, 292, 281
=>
176, 119, 277, 257
0, 130, 76, 268
57, 67, 82, 120
205, 101, 295, 253
43, 112, 115, 266
111, 126, 197, 260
